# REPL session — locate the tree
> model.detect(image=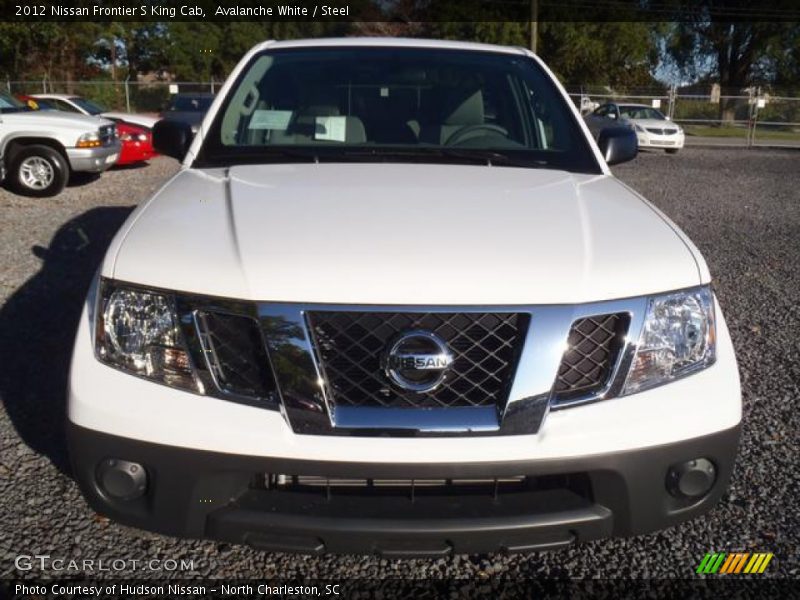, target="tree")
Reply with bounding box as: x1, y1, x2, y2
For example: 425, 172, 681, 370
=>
422, 21, 660, 89
665, 2, 799, 120
539, 22, 662, 88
